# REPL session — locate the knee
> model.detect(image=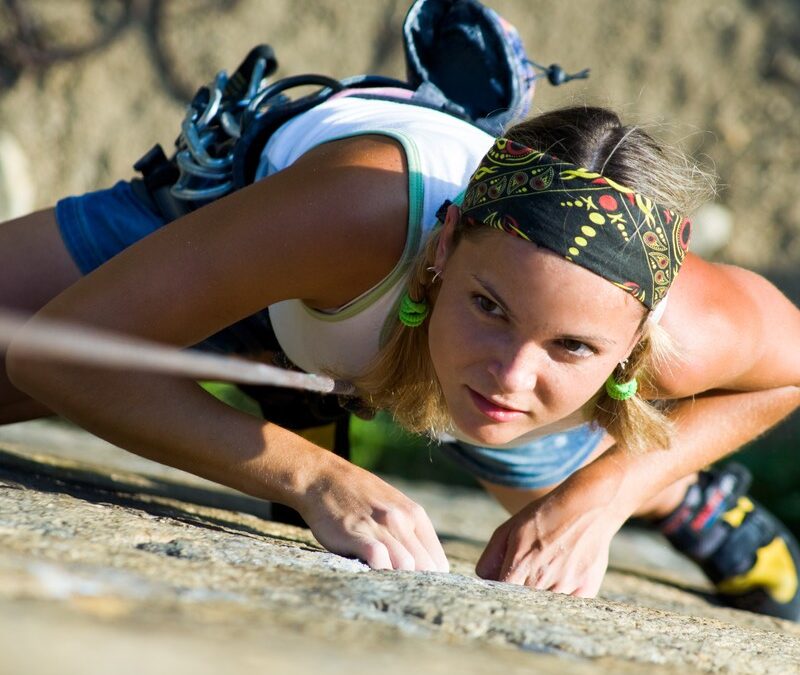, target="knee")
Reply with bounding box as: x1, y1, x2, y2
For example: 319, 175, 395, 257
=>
479, 479, 559, 515
5, 325, 53, 401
